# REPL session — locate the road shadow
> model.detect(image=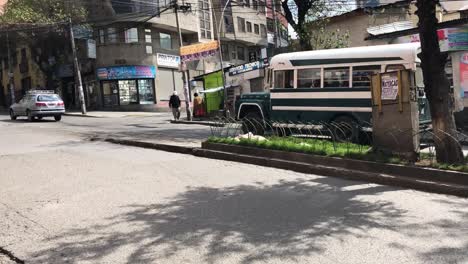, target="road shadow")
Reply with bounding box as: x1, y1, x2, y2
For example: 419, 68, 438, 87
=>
29, 178, 408, 263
